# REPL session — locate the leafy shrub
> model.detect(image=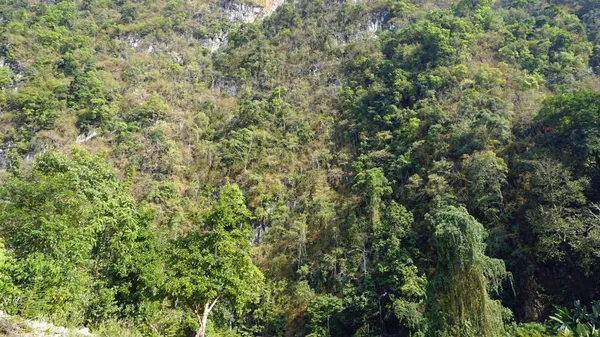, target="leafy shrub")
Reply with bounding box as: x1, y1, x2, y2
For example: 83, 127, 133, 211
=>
549, 301, 600, 337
